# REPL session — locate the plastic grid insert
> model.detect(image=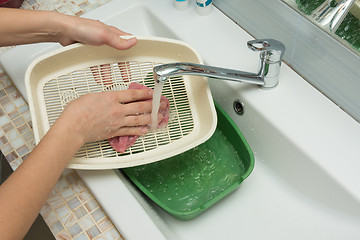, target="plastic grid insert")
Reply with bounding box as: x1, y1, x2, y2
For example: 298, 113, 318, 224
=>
42, 61, 194, 159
